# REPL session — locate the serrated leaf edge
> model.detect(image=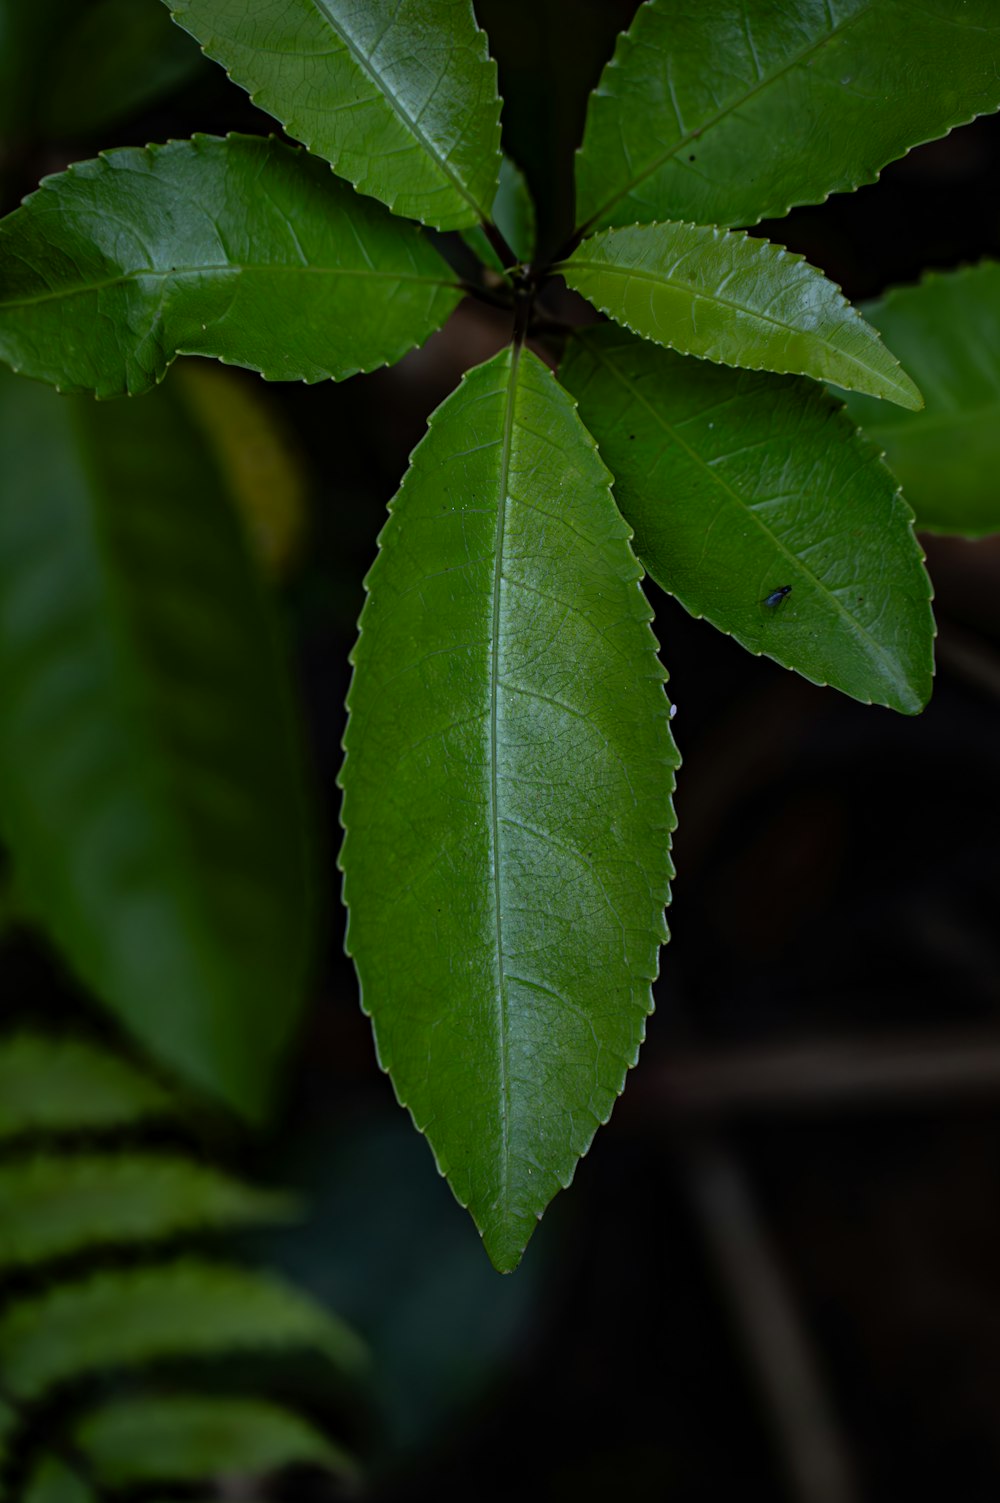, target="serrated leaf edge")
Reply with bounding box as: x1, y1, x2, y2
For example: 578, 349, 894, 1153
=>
574, 0, 1000, 234
165, 3, 501, 231
337, 345, 680, 1268
568, 329, 934, 712
2, 134, 462, 398
559, 220, 923, 409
